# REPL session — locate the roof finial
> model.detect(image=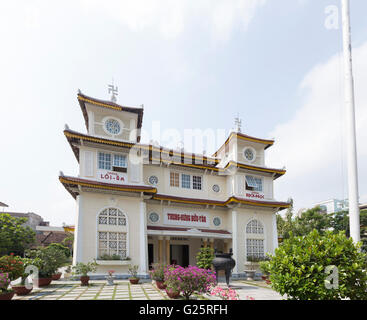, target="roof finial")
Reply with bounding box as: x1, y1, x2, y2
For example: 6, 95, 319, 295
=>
108, 78, 118, 103
234, 113, 242, 133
